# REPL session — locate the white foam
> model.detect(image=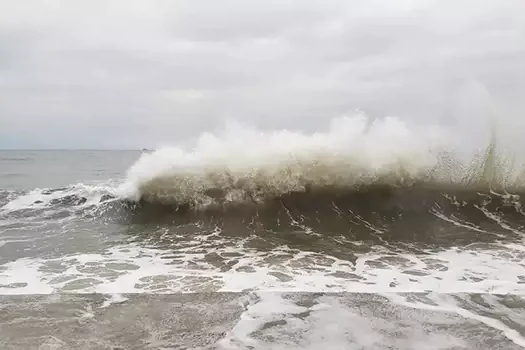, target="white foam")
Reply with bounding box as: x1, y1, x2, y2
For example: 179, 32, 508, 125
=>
1, 238, 524, 295
216, 292, 502, 349
100, 293, 129, 308
385, 292, 525, 348
0, 182, 119, 213
117, 114, 449, 204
